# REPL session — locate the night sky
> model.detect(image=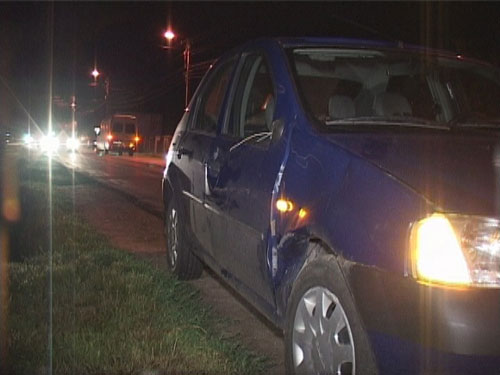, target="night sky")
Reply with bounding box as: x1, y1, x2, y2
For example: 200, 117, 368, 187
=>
1, 1, 500, 137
